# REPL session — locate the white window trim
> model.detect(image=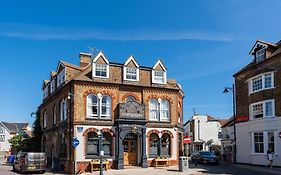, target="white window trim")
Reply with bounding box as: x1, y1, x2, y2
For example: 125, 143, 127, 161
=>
92, 63, 109, 79
152, 70, 167, 84
149, 98, 170, 122
251, 130, 277, 155
56, 69, 66, 88
249, 99, 275, 120
123, 66, 139, 81
256, 48, 266, 62
248, 72, 274, 94
86, 94, 112, 119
